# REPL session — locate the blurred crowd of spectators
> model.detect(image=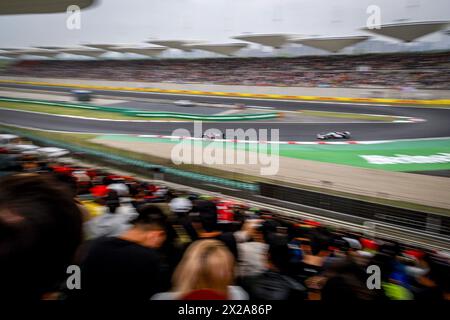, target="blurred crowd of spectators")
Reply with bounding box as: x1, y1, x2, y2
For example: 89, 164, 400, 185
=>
1, 135, 449, 301
3, 51, 450, 89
